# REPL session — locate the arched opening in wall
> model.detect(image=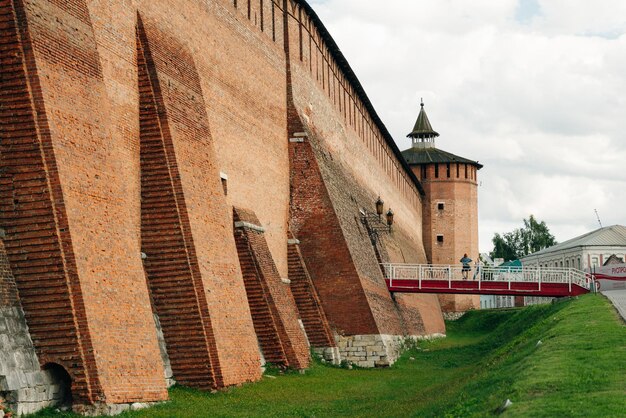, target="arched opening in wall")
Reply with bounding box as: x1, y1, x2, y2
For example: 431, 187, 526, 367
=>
42, 363, 72, 407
